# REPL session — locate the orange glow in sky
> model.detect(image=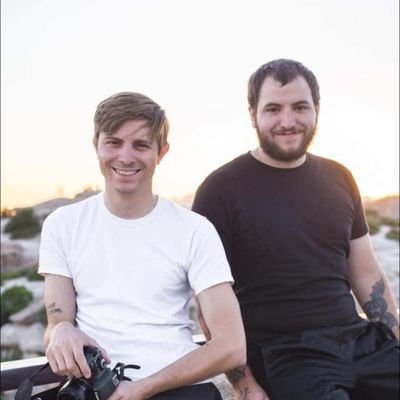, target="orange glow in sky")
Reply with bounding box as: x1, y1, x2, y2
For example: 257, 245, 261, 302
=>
1, 0, 398, 209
